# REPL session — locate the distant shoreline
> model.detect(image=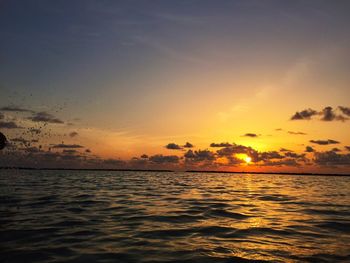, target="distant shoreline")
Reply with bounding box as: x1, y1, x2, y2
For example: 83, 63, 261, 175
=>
1, 167, 350, 176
